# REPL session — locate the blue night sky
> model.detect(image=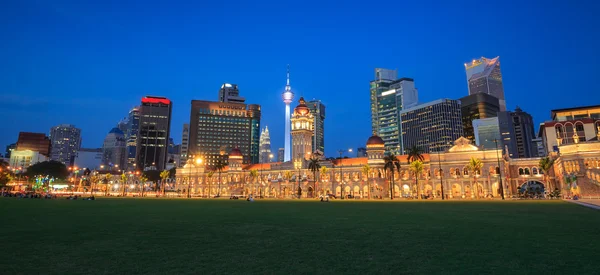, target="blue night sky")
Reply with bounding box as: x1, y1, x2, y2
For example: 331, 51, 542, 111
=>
1, 0, 599, 158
